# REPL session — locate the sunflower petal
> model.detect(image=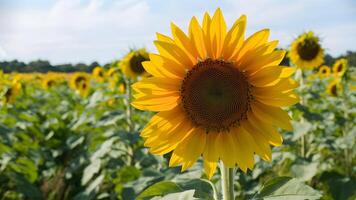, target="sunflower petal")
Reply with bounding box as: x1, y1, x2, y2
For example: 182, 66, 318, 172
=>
189, 16, 207, 59
249, 66, 282, 87
204, 160, 218, 179
171, 128, 206, 171
222, 15, 246, 60
251, 101, 293, 131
